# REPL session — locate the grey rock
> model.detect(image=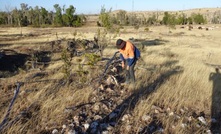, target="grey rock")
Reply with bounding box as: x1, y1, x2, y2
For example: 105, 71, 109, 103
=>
122, 114, 130, 121
68, 130, 76, 134
52, 129, 59, 134
94, 115, 102, 120
83, 123, 90, 130
141, 115, 151, 122
102, 131, 109, 134
198, 116, 207, 125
